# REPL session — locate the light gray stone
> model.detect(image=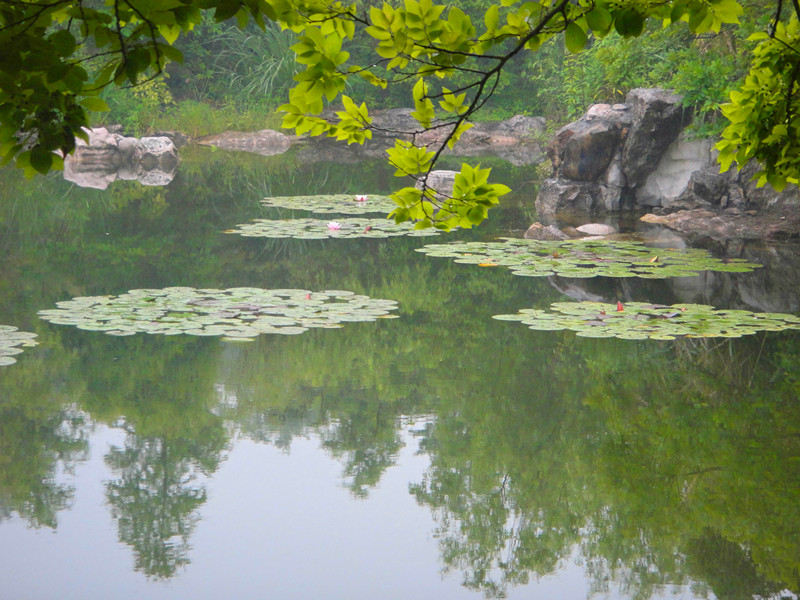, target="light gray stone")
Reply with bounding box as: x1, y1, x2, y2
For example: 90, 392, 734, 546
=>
418, 169, 457, 200
636, 135, 714, 207
575, 223, 618, 236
